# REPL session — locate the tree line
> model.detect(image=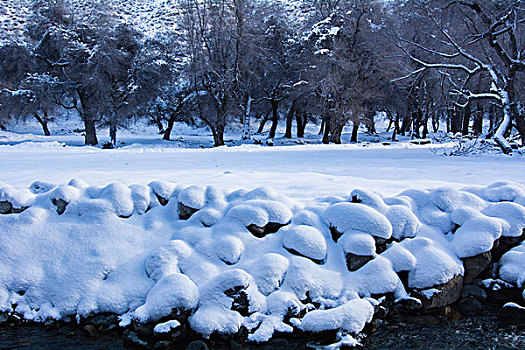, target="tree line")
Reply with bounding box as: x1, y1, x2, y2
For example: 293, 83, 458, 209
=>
0, 0, 523, 153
